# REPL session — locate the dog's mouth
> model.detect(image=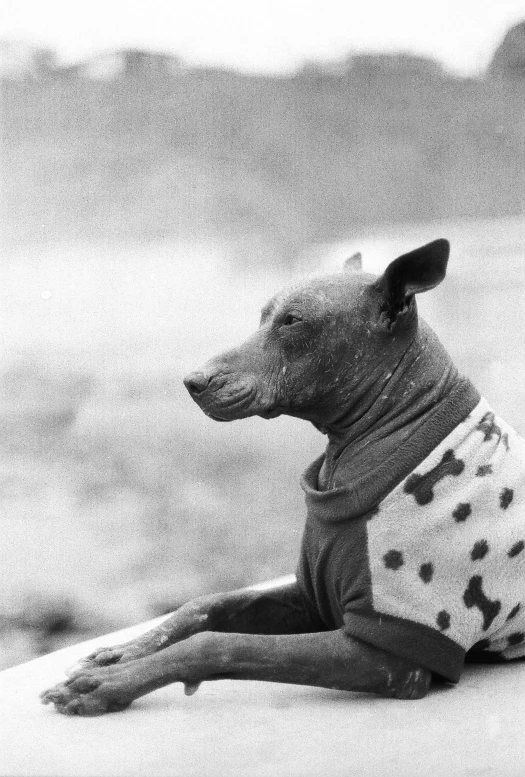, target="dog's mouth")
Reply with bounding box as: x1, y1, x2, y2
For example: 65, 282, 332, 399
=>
194, 384, 260, 422
185, 369, 282, 422
258, 407, 282, 420
205, 401, 282, 423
